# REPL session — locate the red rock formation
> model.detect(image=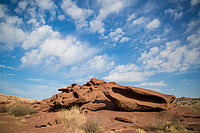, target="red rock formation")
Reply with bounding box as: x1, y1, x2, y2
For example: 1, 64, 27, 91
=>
34, 78, 176, 112
103, 85, 176, 111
